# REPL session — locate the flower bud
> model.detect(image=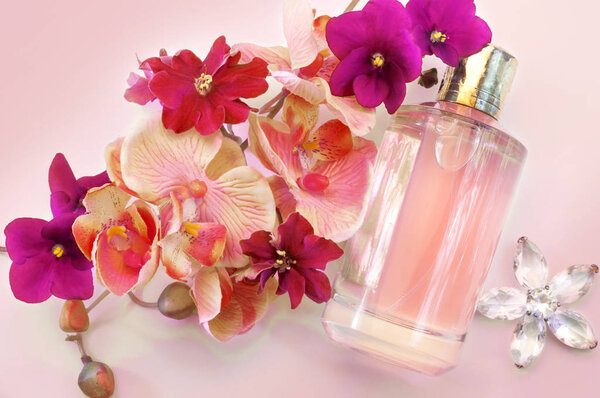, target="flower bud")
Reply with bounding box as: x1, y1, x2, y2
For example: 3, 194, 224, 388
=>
158, 282, 197, 320
78, 361, 115, 398
59, 300, 89, 333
